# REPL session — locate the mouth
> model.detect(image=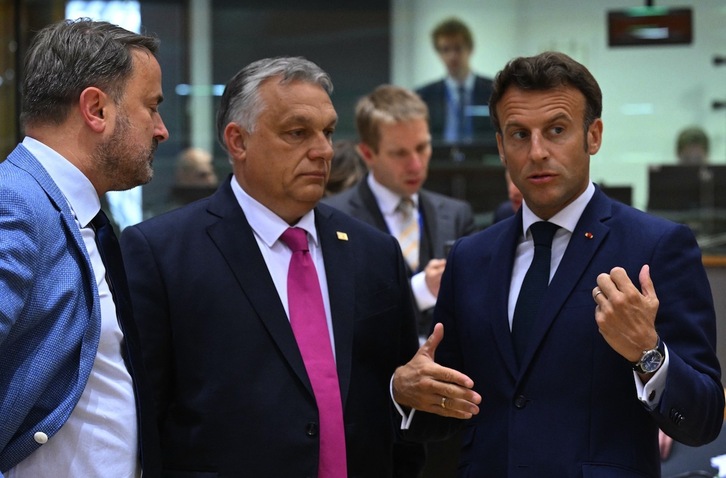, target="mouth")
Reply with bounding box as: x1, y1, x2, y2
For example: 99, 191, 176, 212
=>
528, 171, 556, 184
